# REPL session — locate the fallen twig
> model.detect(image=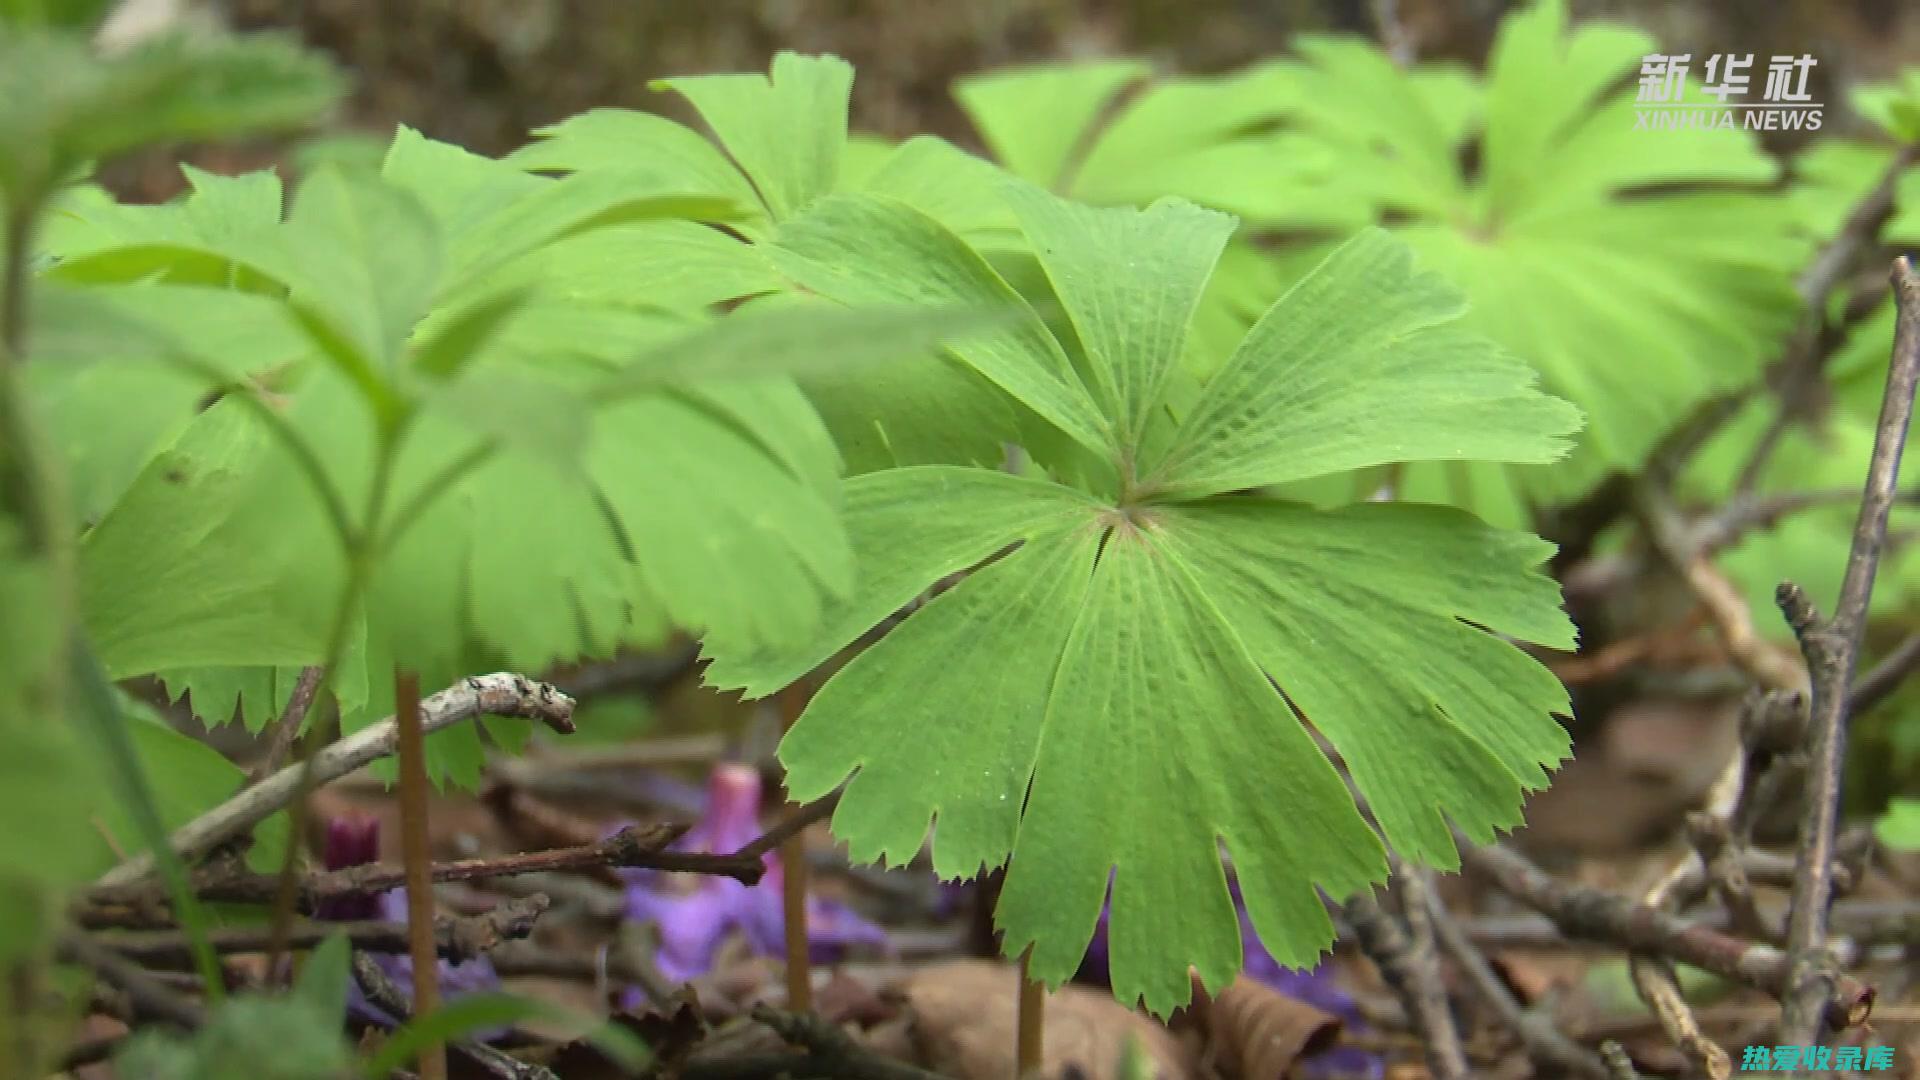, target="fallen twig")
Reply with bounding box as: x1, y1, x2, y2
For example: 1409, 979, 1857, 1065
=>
1599, 1039, 1644, 1079
1457, 839, 1873, 1029
1691, 488, 1920, 557
351, 952, 555, 1080
83, 798, 838, 926
1344, 866, 1469, 1080
85, 824, 690, 916
57, 933, 206, 1031
1424, 889, 1610, 1079
1777, 256, 1920, 1045
95, 675, 576, 890
1634, 481, 1808, 693
93, 896, 548, 968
